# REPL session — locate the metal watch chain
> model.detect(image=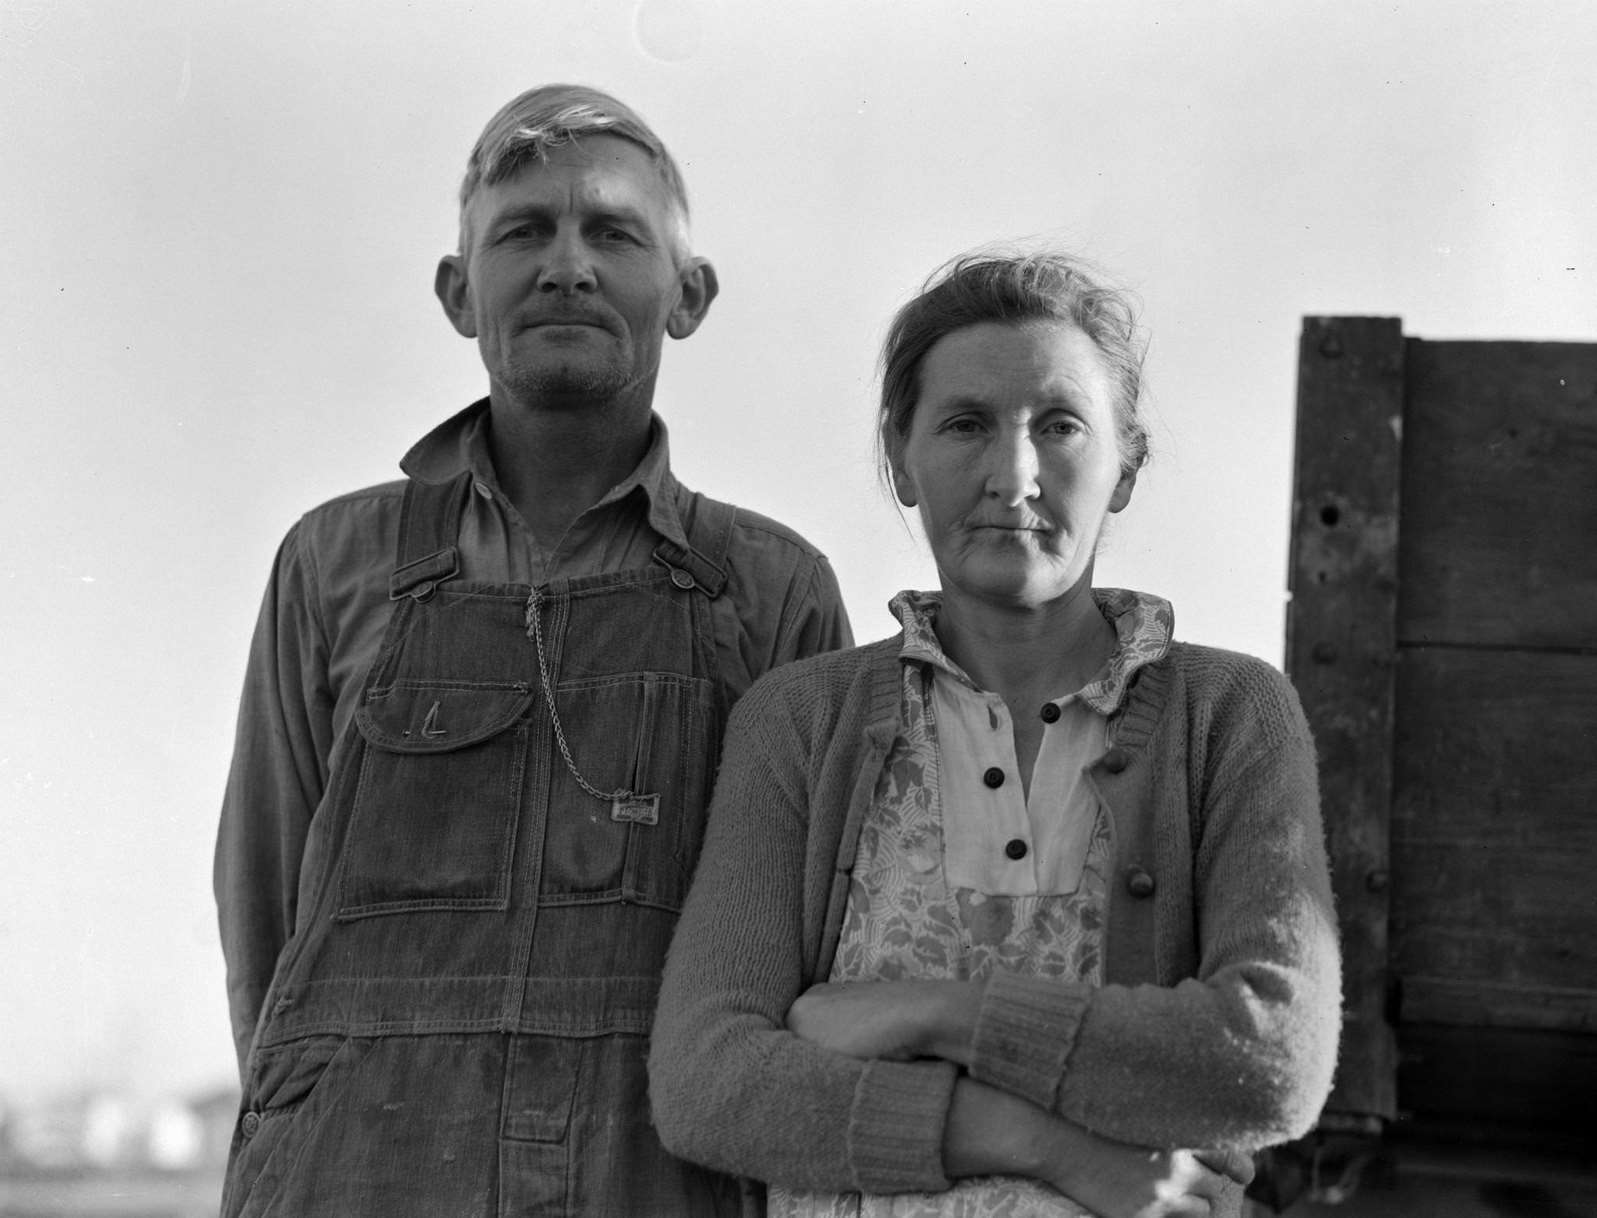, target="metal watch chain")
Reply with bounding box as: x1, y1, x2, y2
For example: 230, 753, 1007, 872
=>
524, 586, 652, 813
